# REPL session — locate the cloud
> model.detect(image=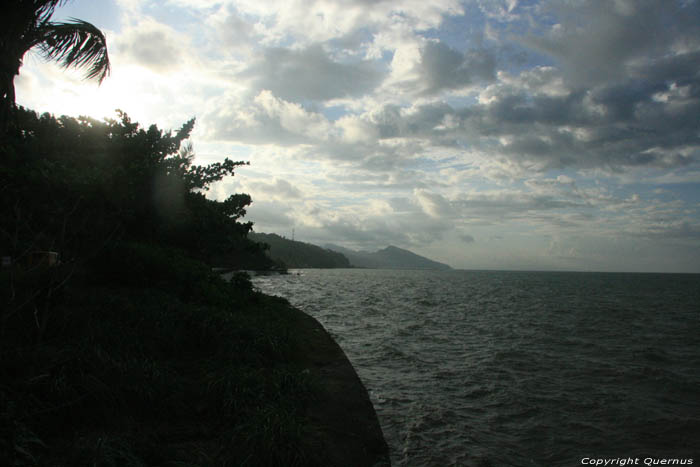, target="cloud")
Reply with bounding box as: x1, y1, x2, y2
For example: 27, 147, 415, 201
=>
224, 0, 464, 44
203, 90, 333, 145
523, 0, 700, 88
374, 60, 699, 172
22, 0, 700, 272
336, 115, 379, 143
241, 45, 385, 101
615, 197, 700, 241
639, 221, 700, 241
114, 18, 191, 72
212, 6, 258, 48
205, 54, 700, 174
247, 185, 459, 250
247, 201, 296, 231
460, 234, 475, 243
417, 41, 496, 95
415, 189, 455, 218
191, 0, 698, 178
454, 189, 587, 222
246, 178, 303, 200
